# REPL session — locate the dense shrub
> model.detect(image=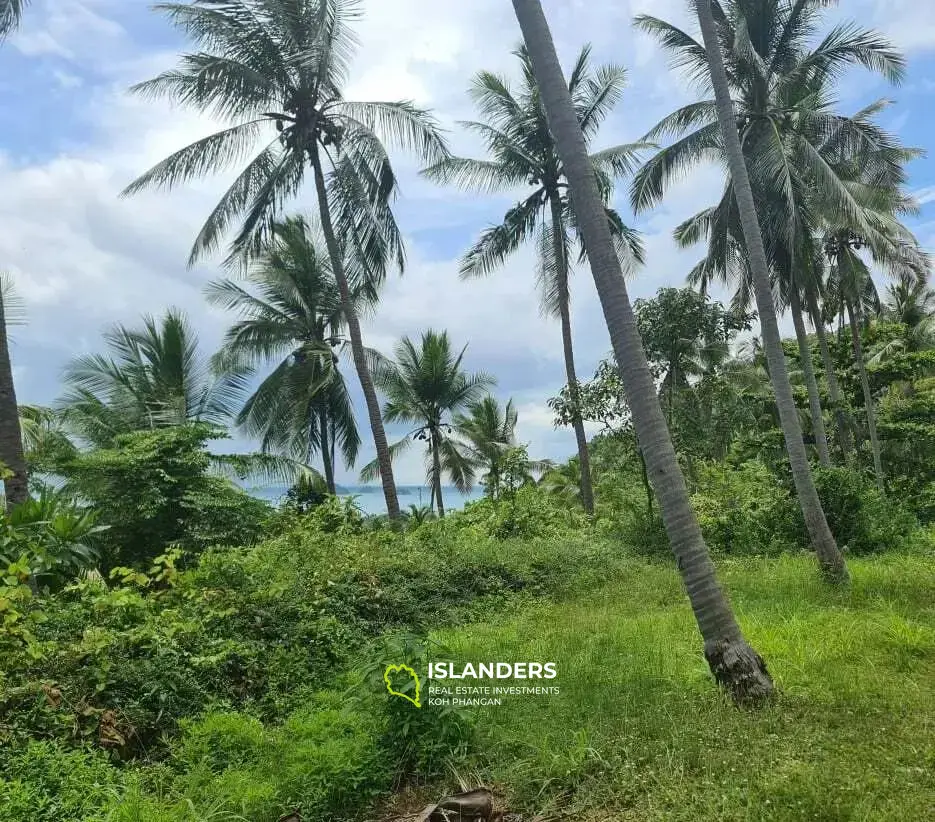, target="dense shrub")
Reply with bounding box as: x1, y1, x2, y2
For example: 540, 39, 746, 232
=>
60, 425, 271, 568
811, 466, 918, 555
0, 741, 123, 822
0, 501, 614, 762
689, 461, 800, 556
